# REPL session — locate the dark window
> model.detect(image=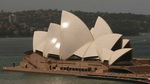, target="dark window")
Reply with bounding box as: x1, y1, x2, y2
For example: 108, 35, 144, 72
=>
49, 66, 51, 70
81, 69, 84, 71
60, 67, 63, 70
48, 54, 59, 59
88, 68, 91, 71
53, 67, 56, 69
25, 64, 27, 68
67, 55, 82, 60
13, 63, 15, 67
94, 68, 97, 71
85, 69, 88, 71
35, 50, 43, 56
75, 68, 78, 71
